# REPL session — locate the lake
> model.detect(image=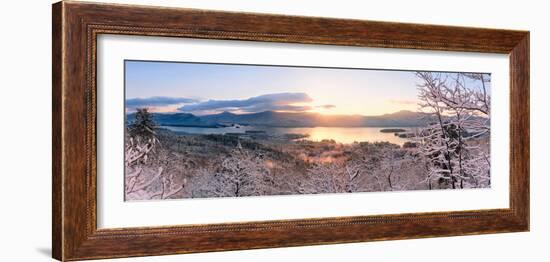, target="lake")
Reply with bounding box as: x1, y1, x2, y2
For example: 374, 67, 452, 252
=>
161, 125, 414, 145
